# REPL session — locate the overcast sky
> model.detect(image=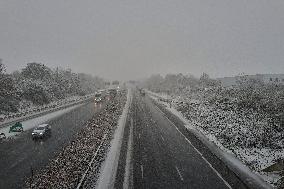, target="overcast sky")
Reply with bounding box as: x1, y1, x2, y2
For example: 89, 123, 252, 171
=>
0, 0, 283, 80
